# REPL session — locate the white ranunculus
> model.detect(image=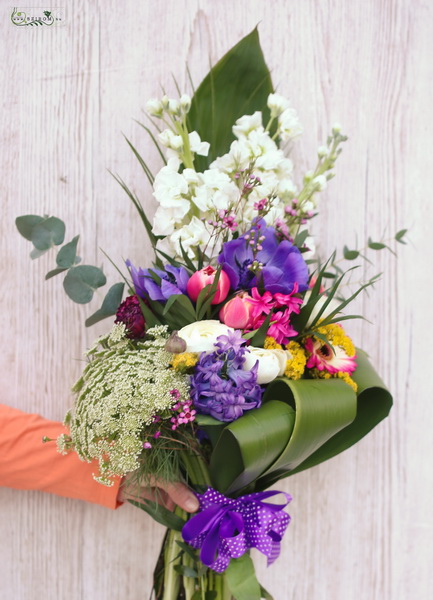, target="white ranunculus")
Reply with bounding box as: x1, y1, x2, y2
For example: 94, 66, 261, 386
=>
243, 347, 290, 384
178, 320, 234, 353
146, 98, 163, 117
303, 291, 341, 327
